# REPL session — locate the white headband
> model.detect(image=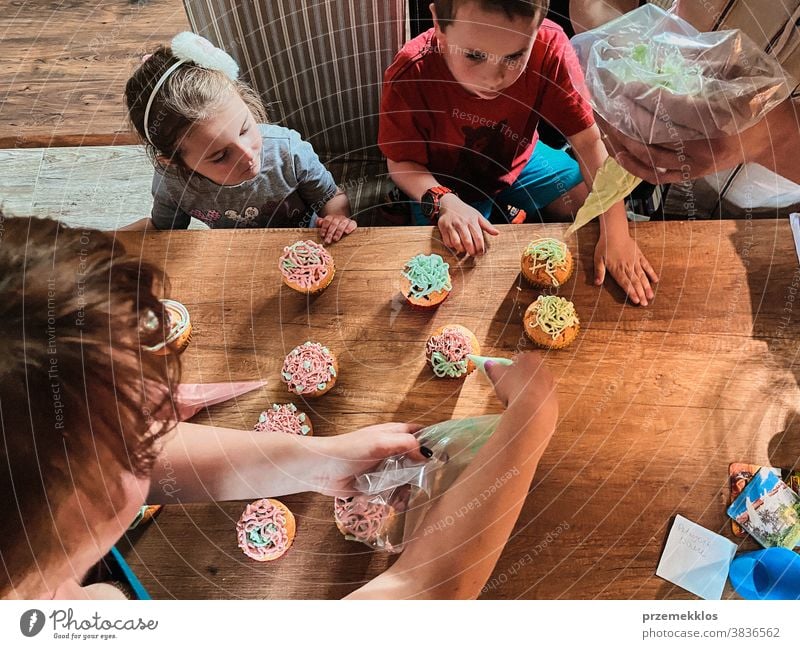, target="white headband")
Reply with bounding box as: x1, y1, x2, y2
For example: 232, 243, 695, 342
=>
142, 32, 239, 147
